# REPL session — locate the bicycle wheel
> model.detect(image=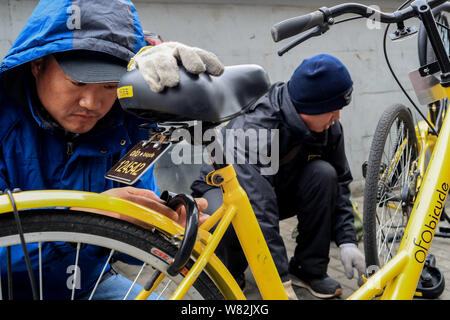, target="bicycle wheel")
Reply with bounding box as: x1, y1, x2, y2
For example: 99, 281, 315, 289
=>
363, 104, 419, 268
0, 209, 224, 300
